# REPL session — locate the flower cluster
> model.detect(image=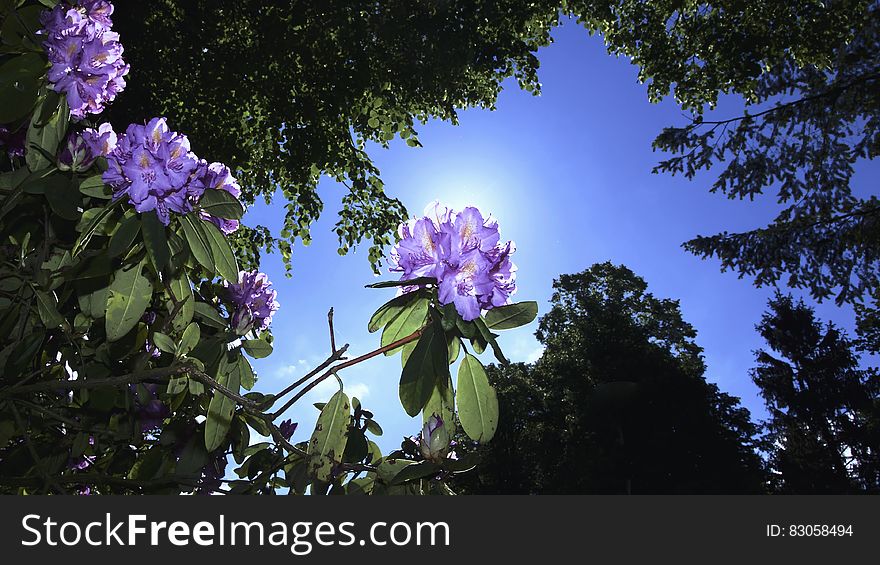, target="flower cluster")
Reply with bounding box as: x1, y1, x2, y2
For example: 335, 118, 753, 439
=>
390, 202, 517, 321
40, 1, 128, 119
224, 270, 280, 334
103, 117, 207, 225
199, 162, 242, 234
